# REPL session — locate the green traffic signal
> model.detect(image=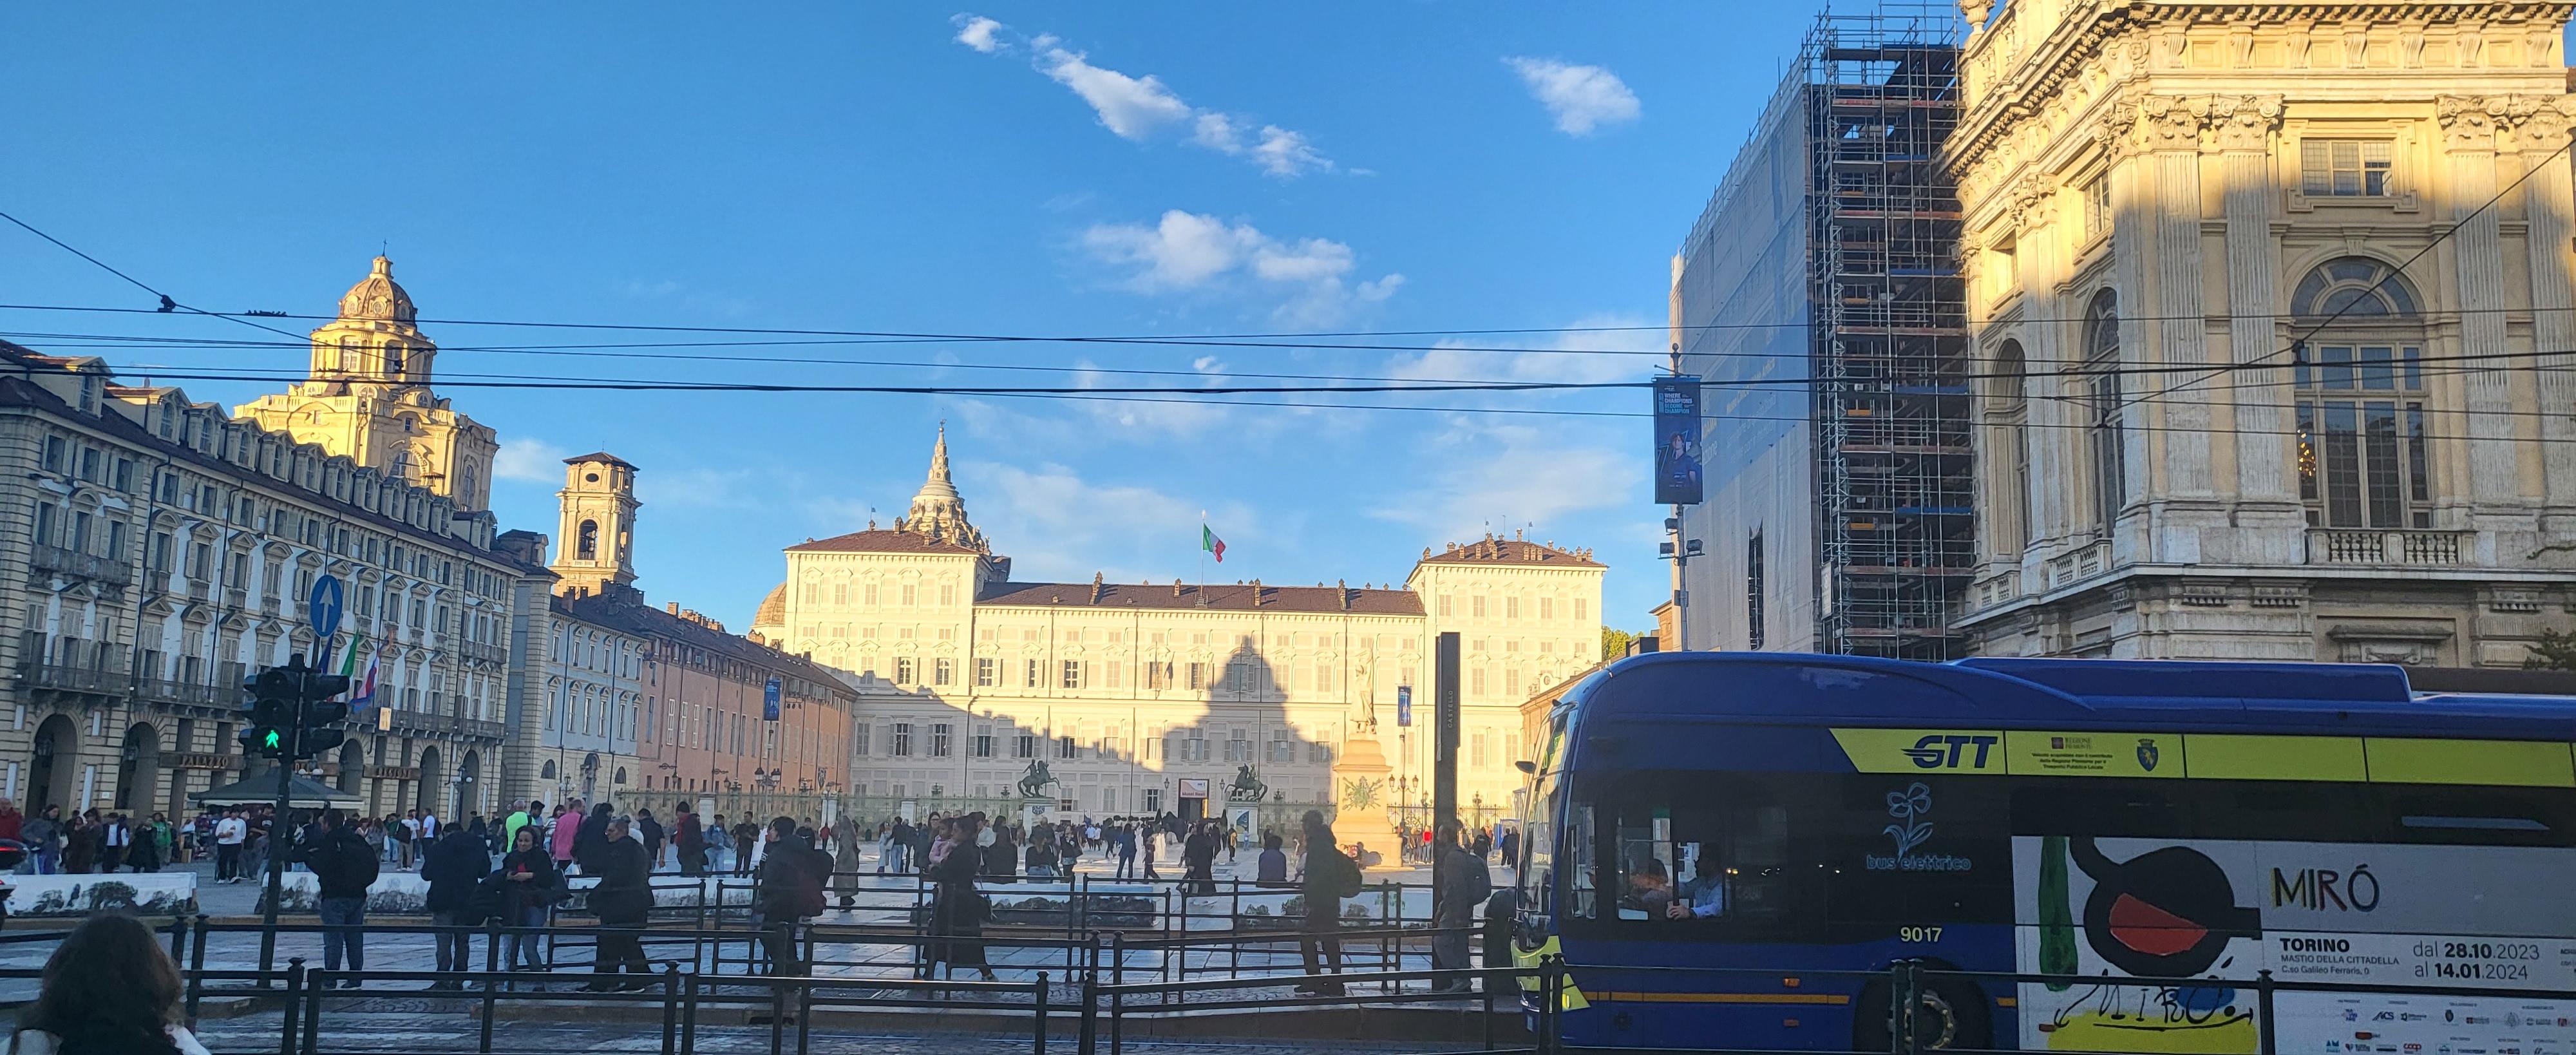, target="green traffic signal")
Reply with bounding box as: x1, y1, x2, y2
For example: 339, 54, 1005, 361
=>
263, 730, 282, 750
